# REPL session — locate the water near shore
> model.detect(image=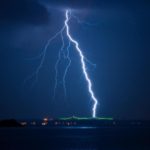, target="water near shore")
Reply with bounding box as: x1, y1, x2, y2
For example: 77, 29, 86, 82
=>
0, 126, 150, 150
